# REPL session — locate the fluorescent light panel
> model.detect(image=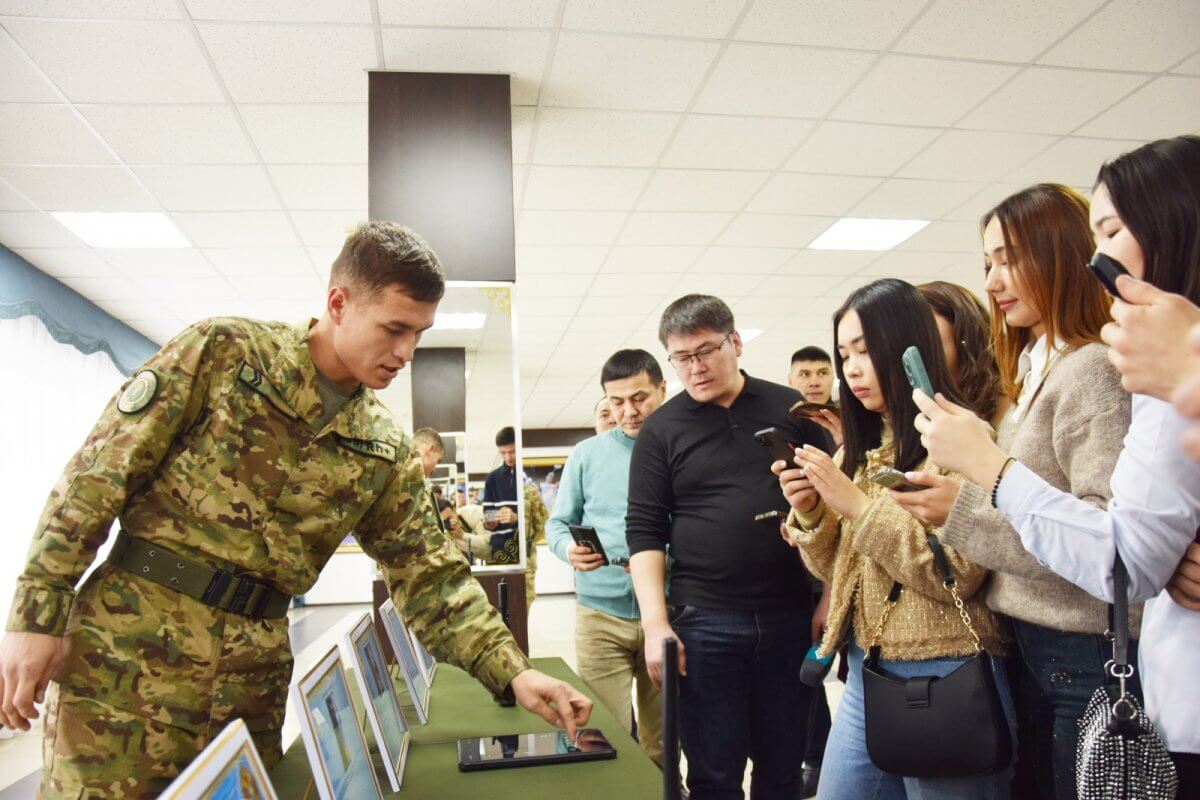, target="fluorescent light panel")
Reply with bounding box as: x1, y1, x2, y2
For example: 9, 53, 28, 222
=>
431, 312, 486, 330
808, 218, 929, 251
51, 212, 190, 249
